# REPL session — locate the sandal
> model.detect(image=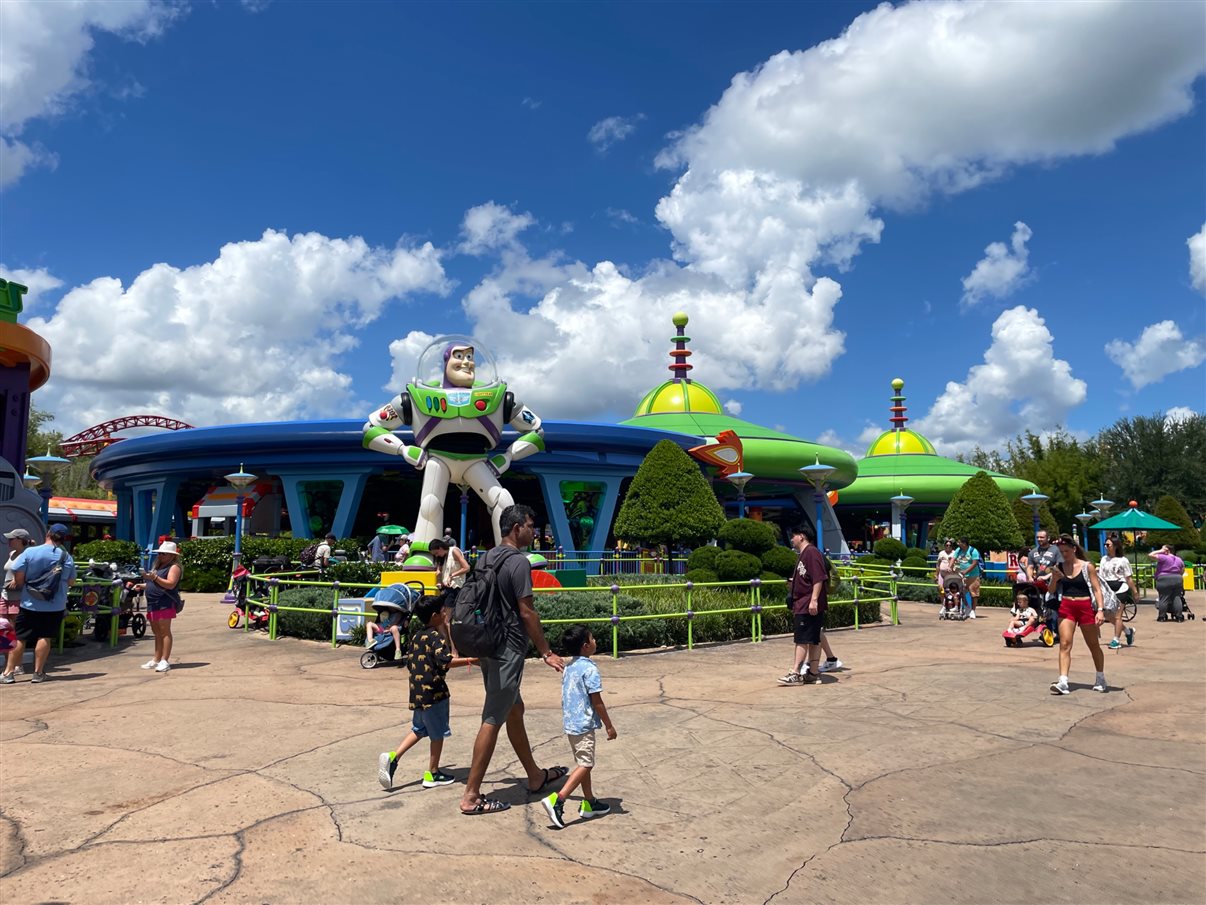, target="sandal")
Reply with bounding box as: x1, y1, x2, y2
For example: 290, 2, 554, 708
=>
460, 797, 510, 816
528, 765, 569, 793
